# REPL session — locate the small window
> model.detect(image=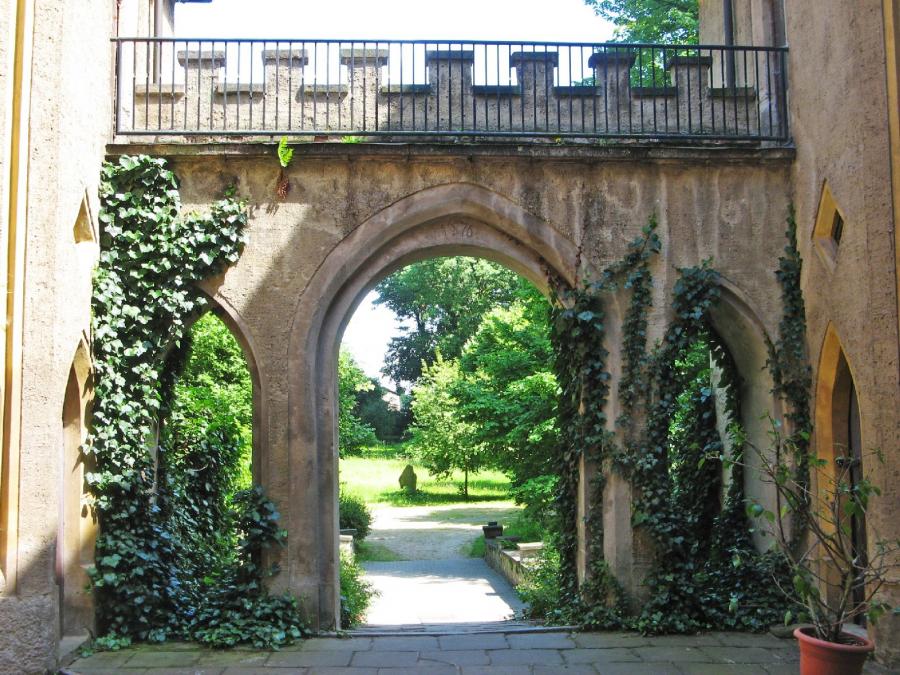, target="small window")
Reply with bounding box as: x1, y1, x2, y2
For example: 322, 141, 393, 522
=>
812, 181, 845, 269
831, 212, 844, 245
